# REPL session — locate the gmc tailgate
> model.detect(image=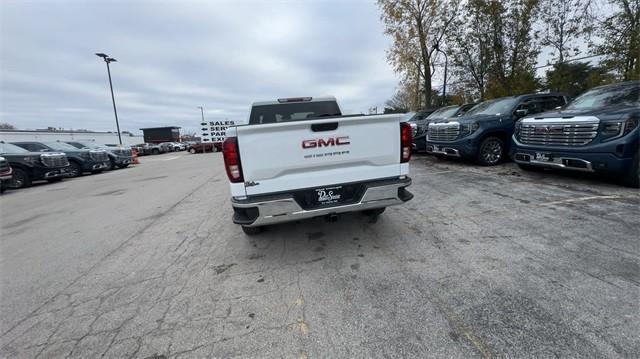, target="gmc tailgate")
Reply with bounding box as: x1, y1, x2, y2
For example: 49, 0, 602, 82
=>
235, 114, 406, 196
